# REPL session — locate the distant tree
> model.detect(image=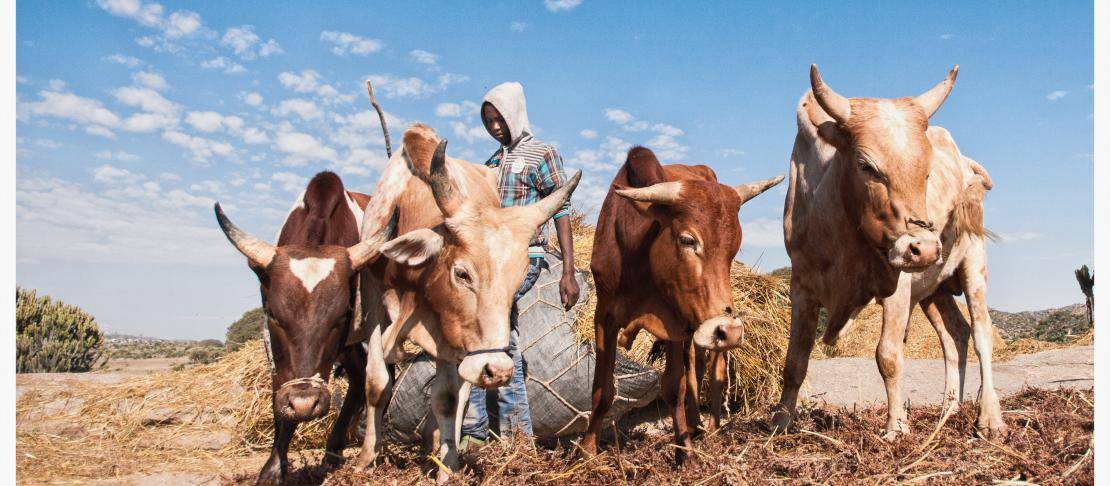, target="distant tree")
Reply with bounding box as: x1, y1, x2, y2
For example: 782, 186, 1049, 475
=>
198, 338, 223, 347
1075, 265, 1094, 326
769, 266, 792, 281
16, 287, 104, 373
226, 307, 265, 350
